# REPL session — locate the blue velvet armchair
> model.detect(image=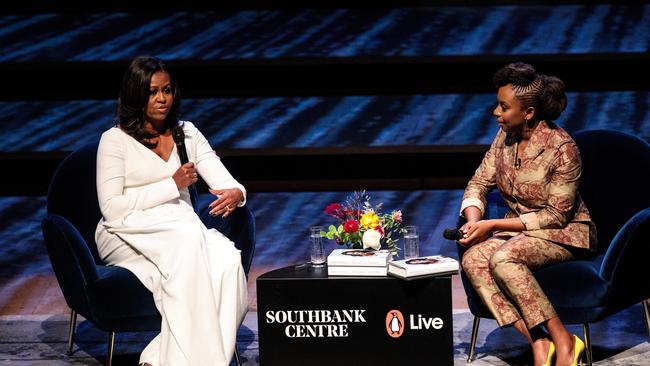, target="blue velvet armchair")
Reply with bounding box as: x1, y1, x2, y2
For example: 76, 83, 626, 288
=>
457, 129, 650, 365
41, 141, 256, 366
